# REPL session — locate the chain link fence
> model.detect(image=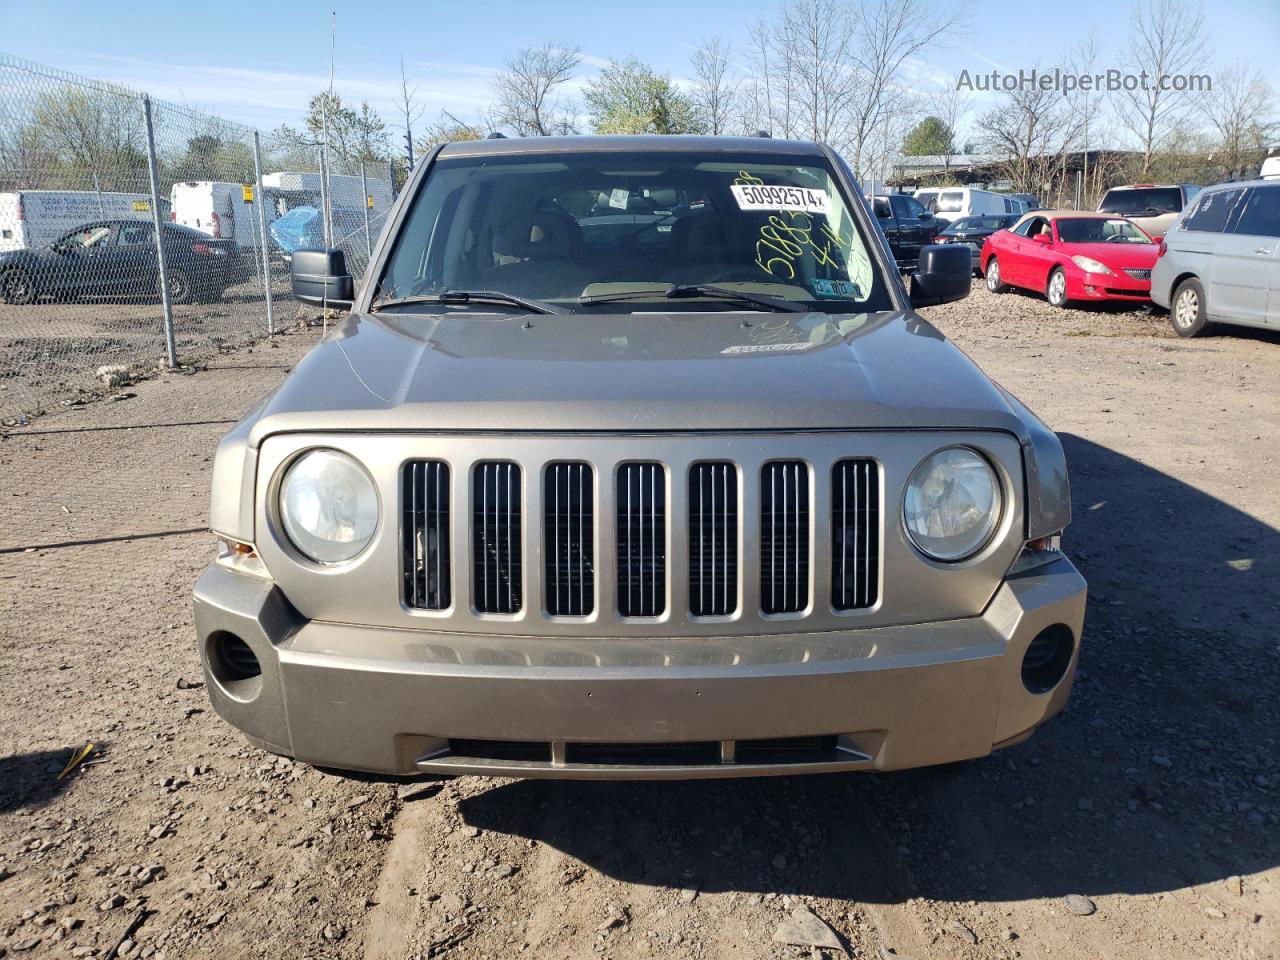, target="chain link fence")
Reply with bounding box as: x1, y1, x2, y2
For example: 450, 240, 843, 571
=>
0, 53, 398, 421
